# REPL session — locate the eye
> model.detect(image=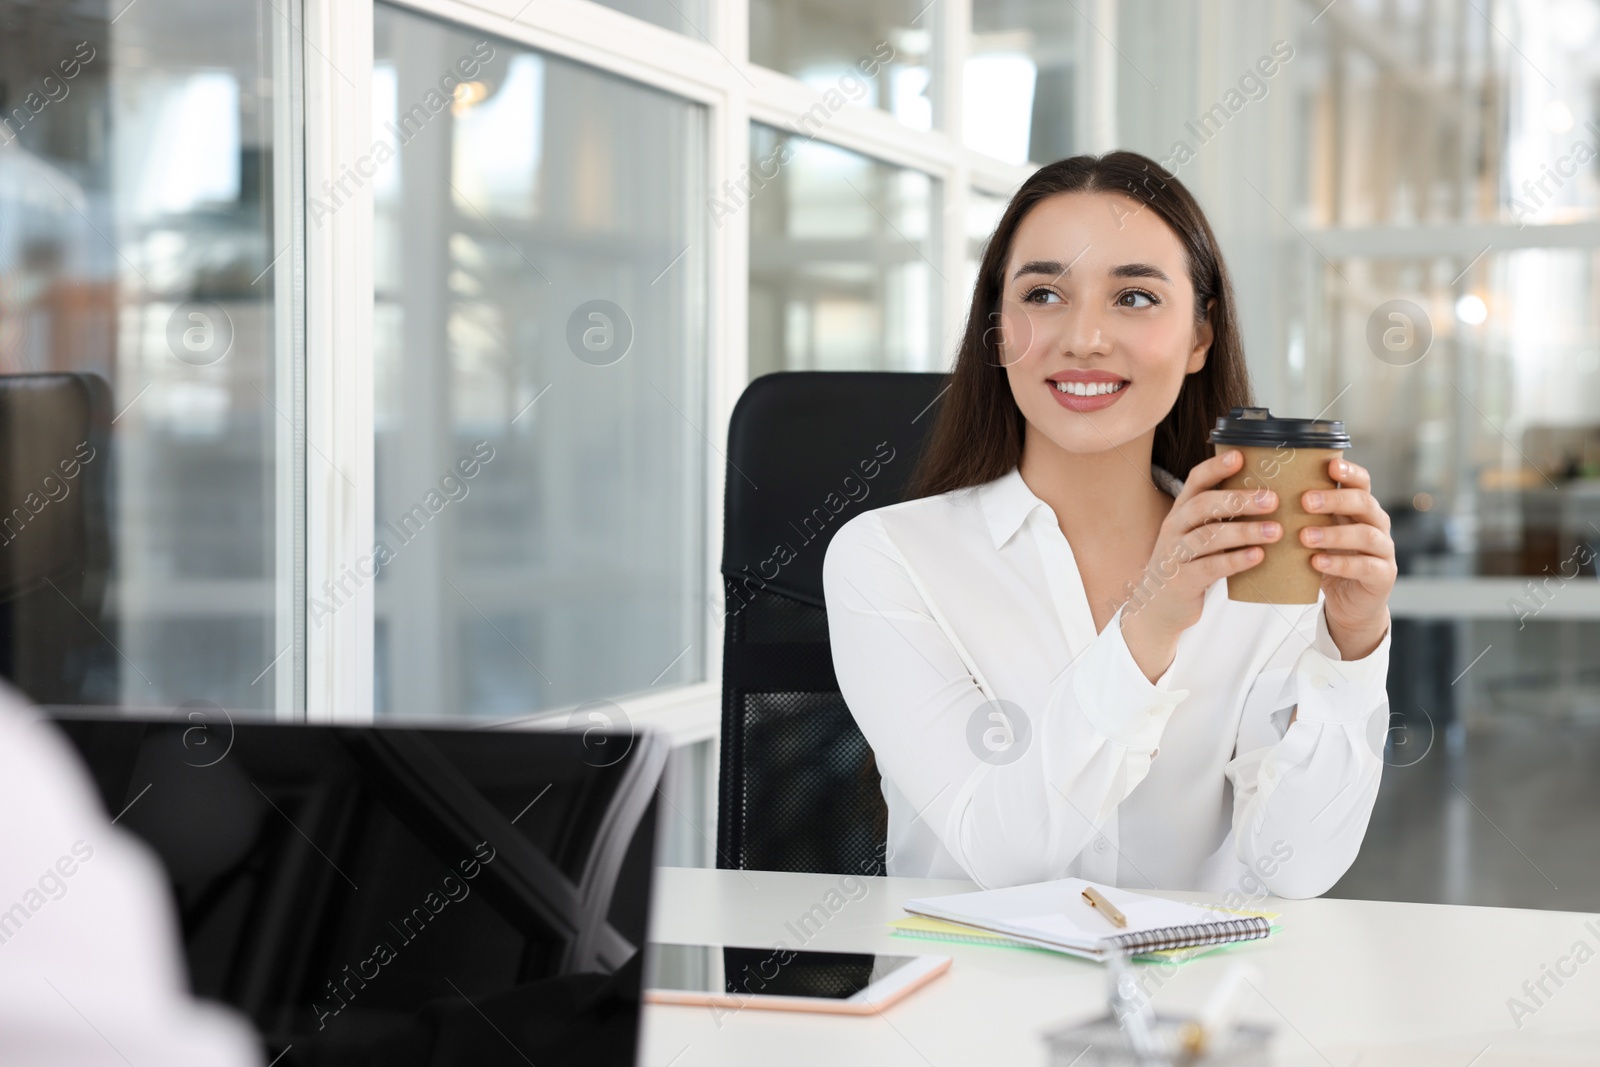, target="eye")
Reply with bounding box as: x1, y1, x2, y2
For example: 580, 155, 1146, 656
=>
1021, 286, 1062, 305
1116, 288, 1159, 308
